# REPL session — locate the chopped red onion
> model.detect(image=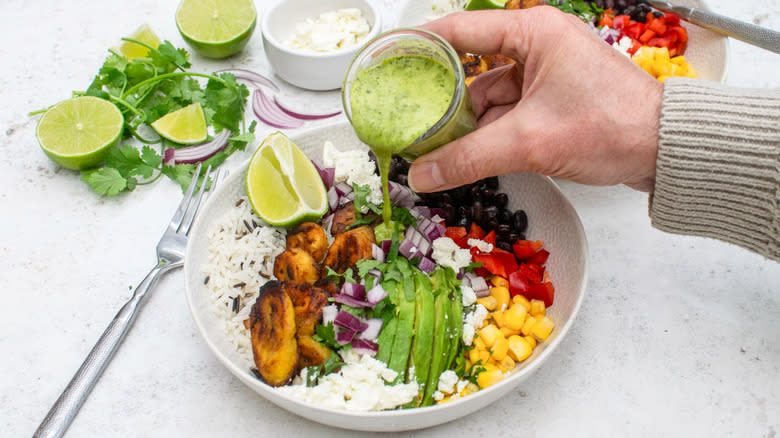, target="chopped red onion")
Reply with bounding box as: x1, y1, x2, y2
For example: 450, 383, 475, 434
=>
418, 256, 436, 273
367, 269, 382, 280
411, 206, 431, 218
358, 318, 383, 340
216, 68, 280, 93
327, 186, 338, 211
340, 282, 366, 301
334, 310, 369, 332
381, 240, 392, 253
467, 273, 490, 298
320, 167, 335, 190
366, 284, 388, 305
333, 181, 352, 197
321, 305, 338, 326
162, 129, 232, 165
333, 293, 371, 308
351, 338, 379, 355
252, 88, 304, 130
336, 329, 356, 345
388, 181, 418, 208
322, 212, 334, 232
371, 244, 385, 262
398, 239, 420, 260
273, 95, 342, 120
